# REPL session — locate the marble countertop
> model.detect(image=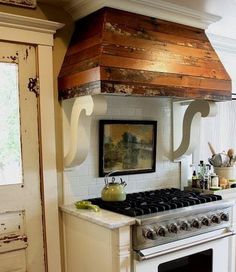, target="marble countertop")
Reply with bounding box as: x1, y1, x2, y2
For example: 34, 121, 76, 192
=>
60, 204, 136, 229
